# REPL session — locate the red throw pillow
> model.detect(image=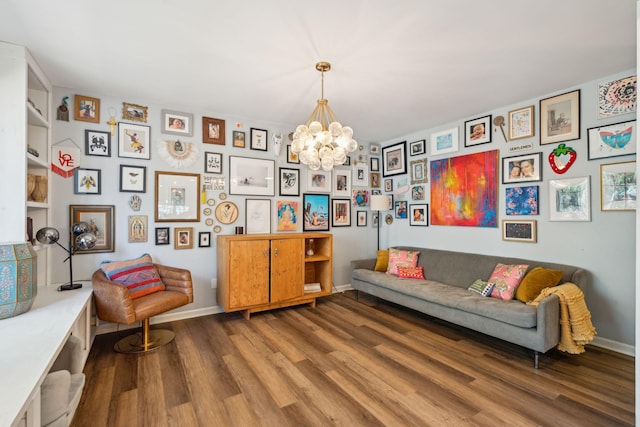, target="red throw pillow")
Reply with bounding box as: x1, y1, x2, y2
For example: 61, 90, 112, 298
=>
397, 265, 425, 279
